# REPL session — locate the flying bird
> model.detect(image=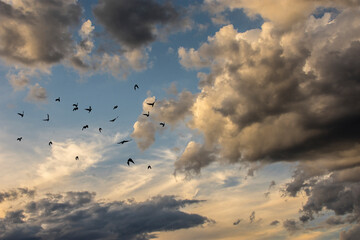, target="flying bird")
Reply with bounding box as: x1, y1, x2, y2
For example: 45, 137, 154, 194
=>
17, 111, 24, 118
49, 141, 52, 146
143, 111, 150, 117
146, 101, 156, 107
17, 137, 22, 141
75, 156, 79, 161
160, 122, 165, 127
113, 105, 118, 110
99, 128, 102, 133
117, 139, 131, 144
134, 84, 139, 90
127, 158, 135, 166
85, 106, 92, 113
43, 114, 49, 121
148, 165, 151, 169
109, 116, 119, 122
55, 97, 60, 102
82, 125, 89, 131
